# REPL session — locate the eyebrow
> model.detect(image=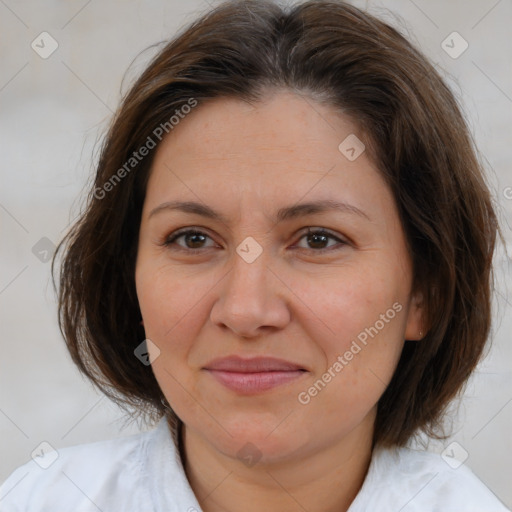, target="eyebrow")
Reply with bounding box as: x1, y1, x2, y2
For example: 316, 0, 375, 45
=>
148, 199, 370, 223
